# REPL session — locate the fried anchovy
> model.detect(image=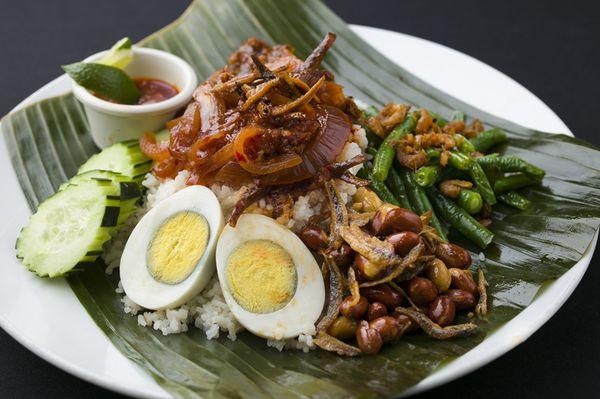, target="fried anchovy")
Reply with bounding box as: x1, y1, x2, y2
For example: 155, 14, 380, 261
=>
210, 72, 259, 93
321, 155, 365, 182
250, 55, 276, 80
313, 332, 361, 357
359, 241, 425, 288
324, 180, 348, 250
271, 75, 326, 116
340, 224, 398, 267
227, 185, 271, 227
296, 32, 337, 85
396, 260, 427, 284
348, 211, 375, 227
347, 267, 360, 307
389, 282, 420, 311
476, 268, 489, 317
395, 307, 479, 339
316, 256, 344, 333
339, 171, 370, 187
